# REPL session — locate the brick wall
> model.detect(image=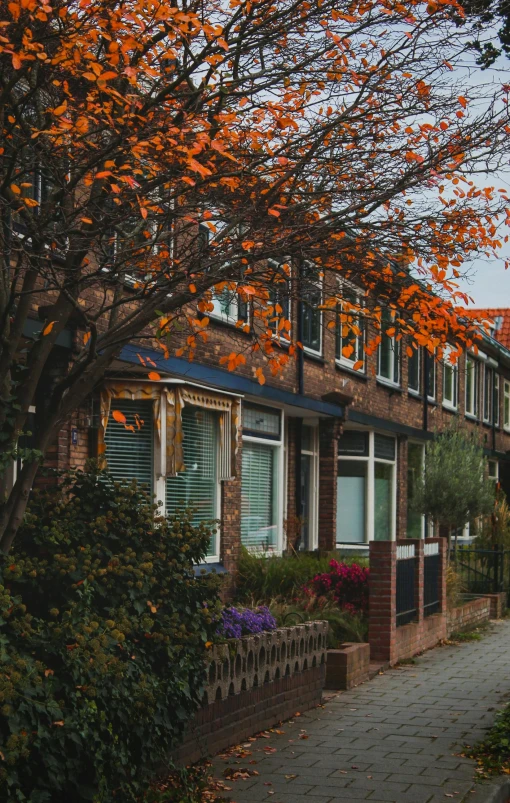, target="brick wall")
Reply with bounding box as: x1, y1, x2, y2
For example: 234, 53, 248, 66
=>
447, 596, 491, 636
173, 665, 325, 765
325, 643, 370, 690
